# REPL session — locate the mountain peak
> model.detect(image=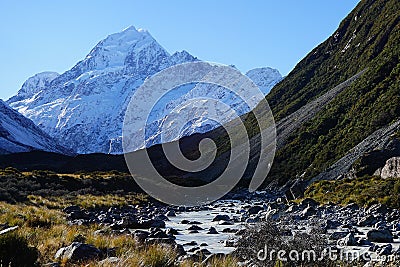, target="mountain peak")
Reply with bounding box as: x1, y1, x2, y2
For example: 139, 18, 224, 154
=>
80, 26, 167, 72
